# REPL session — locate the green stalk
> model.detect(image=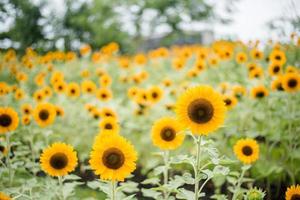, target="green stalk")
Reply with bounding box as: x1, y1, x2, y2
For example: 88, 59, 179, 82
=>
111, 180, 117, 200
194, 136, 202, 200
6, 131, 13, 186
232, 165, 248, 200
58, 176, 64, 200
163, 150, 170, 200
